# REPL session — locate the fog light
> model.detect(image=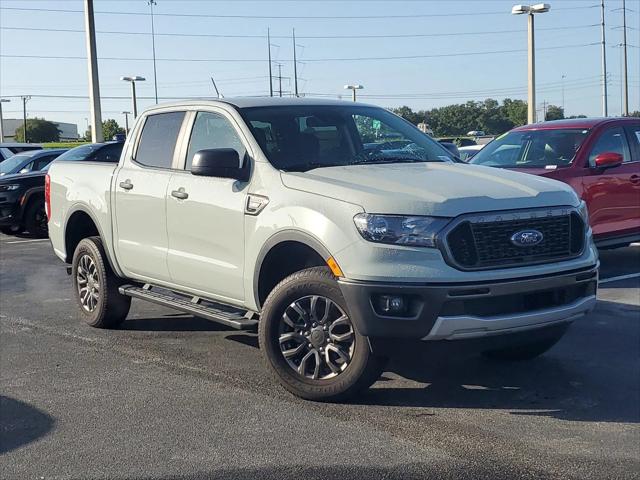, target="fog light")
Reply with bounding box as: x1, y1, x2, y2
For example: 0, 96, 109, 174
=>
377, 295, 406, 315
